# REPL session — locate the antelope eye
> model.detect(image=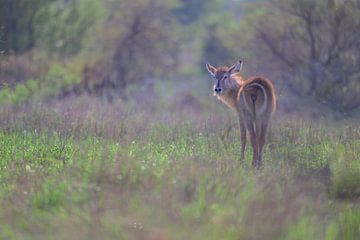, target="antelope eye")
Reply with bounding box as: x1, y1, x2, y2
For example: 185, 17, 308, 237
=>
223, 75, 228, 79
